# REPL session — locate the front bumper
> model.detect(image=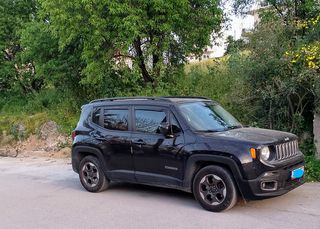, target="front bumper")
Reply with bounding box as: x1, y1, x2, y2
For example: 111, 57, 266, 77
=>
241, 160, 305, 200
